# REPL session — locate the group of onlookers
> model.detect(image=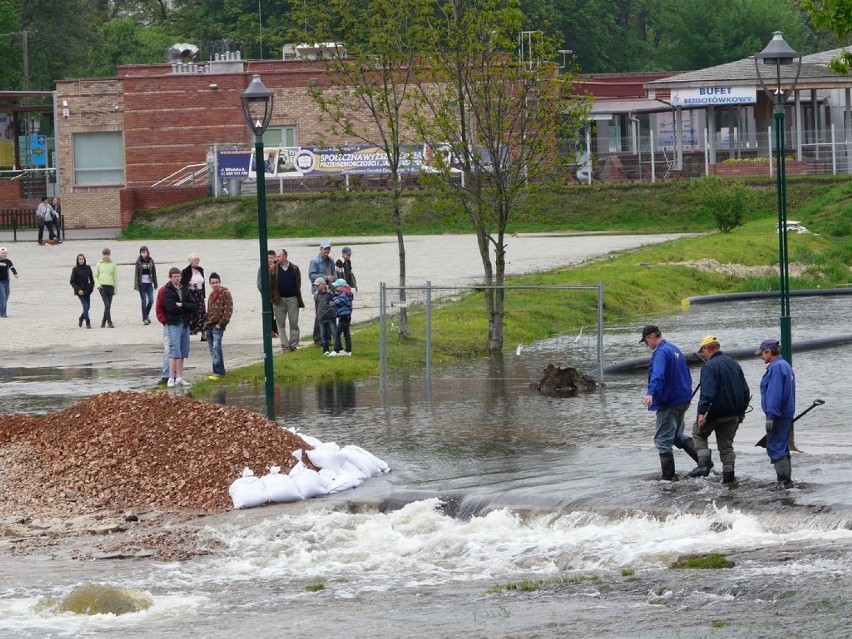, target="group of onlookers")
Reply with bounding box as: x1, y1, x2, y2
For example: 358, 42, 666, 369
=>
67, 246, 231, 387
60, 240, 357, 387
268, 241, 356, 357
